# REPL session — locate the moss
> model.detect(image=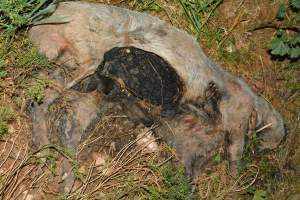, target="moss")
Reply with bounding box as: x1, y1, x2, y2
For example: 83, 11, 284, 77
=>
0, 120, 8, 137
27, 79, 49, 103
0, 106, 15, 122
